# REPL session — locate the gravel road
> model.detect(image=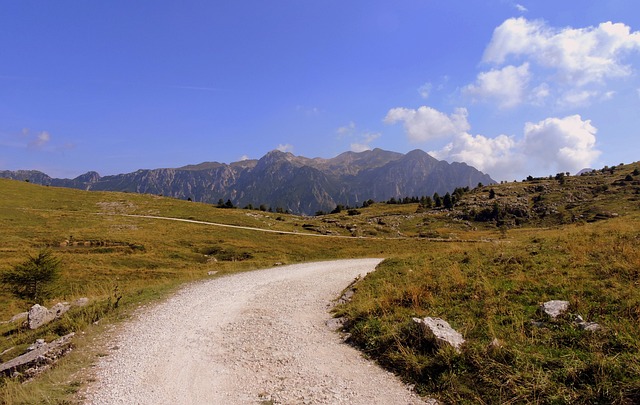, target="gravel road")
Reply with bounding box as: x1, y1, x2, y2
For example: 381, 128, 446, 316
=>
84, 259, 426, 404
